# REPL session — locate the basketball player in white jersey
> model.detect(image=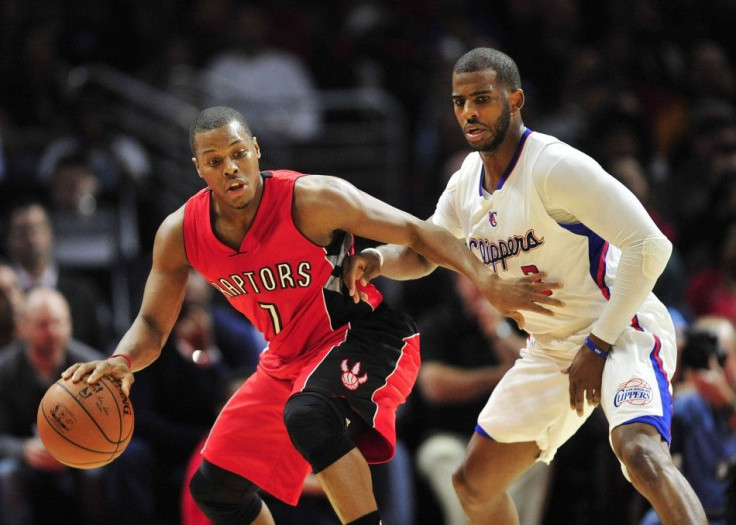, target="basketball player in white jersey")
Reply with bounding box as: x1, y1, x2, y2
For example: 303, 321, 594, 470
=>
344, 48, 706, 524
